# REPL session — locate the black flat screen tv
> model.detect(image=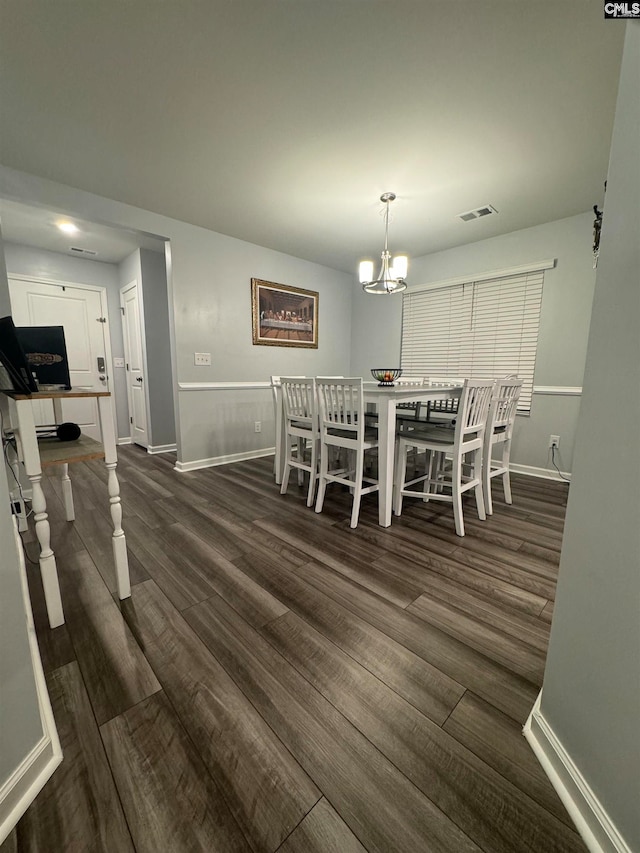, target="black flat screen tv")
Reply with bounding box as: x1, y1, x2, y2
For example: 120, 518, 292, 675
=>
0, 316, 39, 394
15, 325, 72, 390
